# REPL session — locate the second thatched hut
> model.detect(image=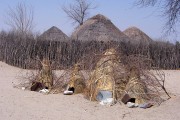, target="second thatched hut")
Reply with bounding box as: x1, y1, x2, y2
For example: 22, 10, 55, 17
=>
39, 26, 69, 41
123, 26, 153, 45
71, 14, 130, 42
